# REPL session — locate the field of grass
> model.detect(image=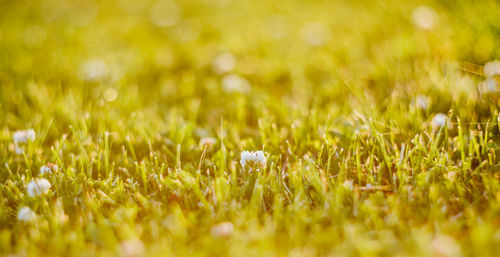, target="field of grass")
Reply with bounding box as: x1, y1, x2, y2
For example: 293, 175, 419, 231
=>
1, 0, 500, 256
